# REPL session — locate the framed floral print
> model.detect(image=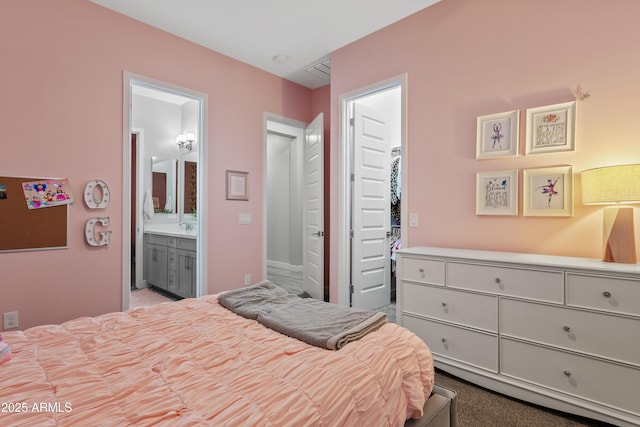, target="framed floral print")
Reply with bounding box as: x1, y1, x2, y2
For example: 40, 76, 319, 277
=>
525, 101, 576, 155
